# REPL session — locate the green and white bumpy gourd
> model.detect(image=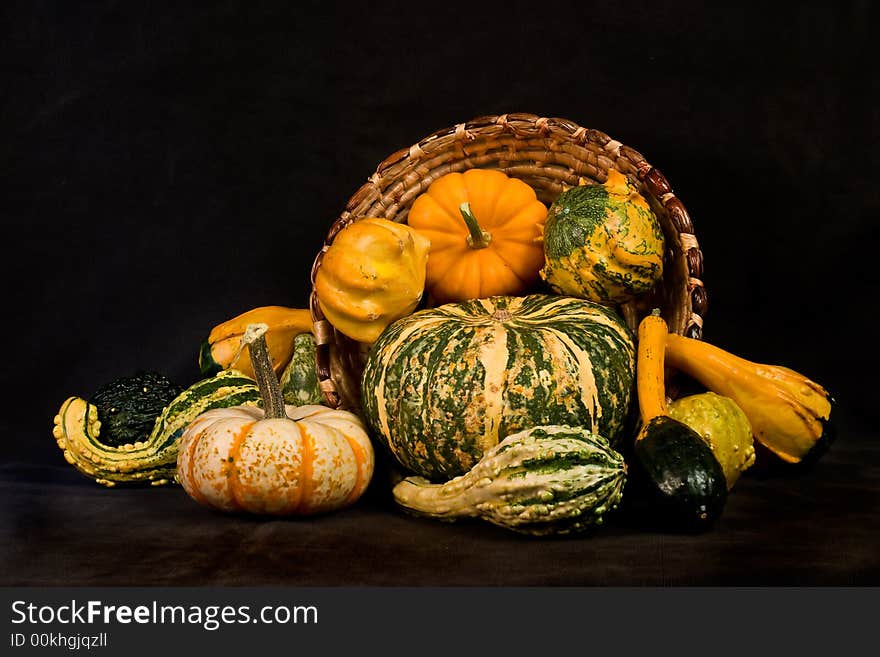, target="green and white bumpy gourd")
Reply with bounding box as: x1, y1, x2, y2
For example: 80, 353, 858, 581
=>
53, 370, 261, 486
361, 294, 635, 481
392, 425, 627, 536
